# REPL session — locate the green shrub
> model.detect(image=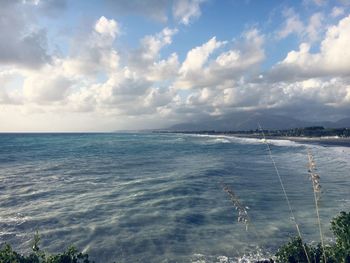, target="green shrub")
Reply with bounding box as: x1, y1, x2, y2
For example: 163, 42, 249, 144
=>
275, 211, 350, 263
330, 211, 350, 263
0, 232, 93, 263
